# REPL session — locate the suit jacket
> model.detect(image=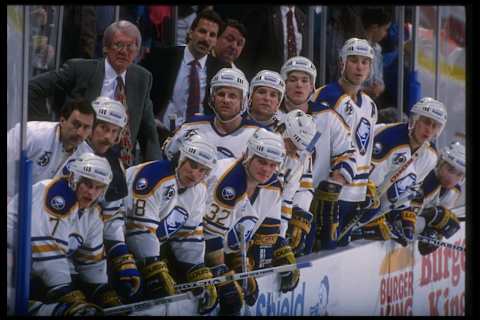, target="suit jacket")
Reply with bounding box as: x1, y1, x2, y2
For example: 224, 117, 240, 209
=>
28, 58, 161, 161
139, 46, 229, 120
239, 6, 308, 80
